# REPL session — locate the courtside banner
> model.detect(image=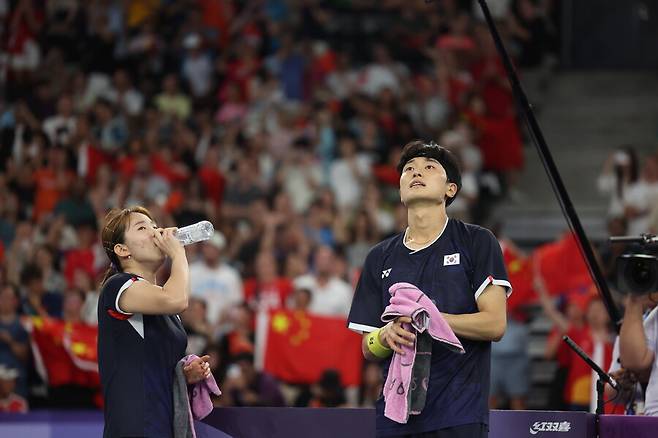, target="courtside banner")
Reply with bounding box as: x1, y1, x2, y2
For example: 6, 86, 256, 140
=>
256, 309, 363, 386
